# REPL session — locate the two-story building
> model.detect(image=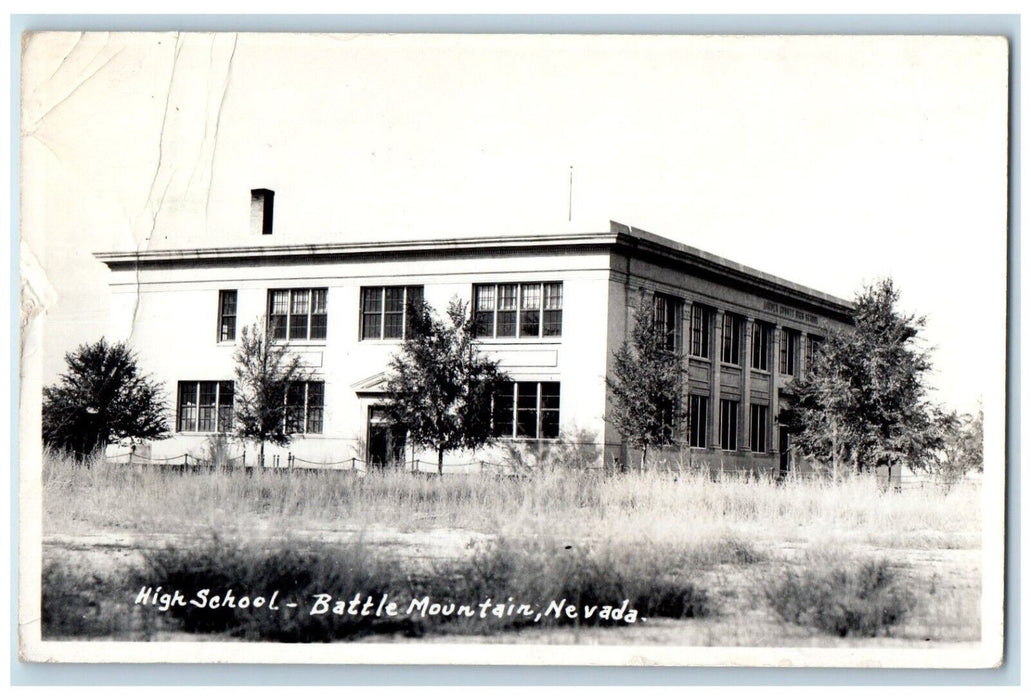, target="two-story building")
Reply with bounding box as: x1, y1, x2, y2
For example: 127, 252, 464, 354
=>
94, 192, 853, 474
